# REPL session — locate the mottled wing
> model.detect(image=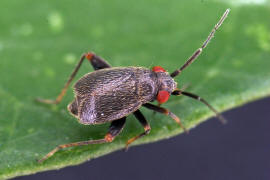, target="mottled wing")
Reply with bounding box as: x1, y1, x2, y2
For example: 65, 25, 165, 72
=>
78, 83, 142, 124
75, 68, 143, 124
74, 68, 136, 97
